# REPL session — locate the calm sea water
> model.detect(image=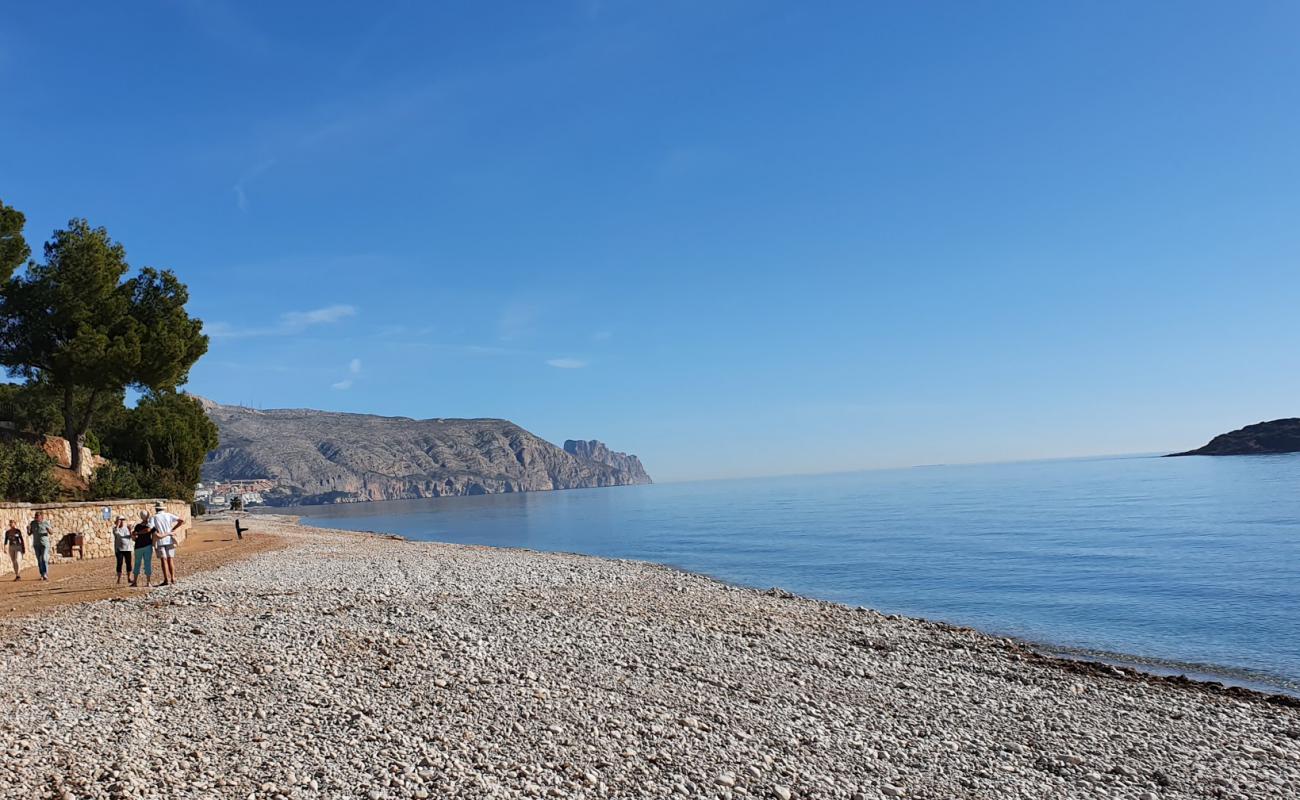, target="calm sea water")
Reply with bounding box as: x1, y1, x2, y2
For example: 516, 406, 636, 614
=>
298, 454, 1300, 694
